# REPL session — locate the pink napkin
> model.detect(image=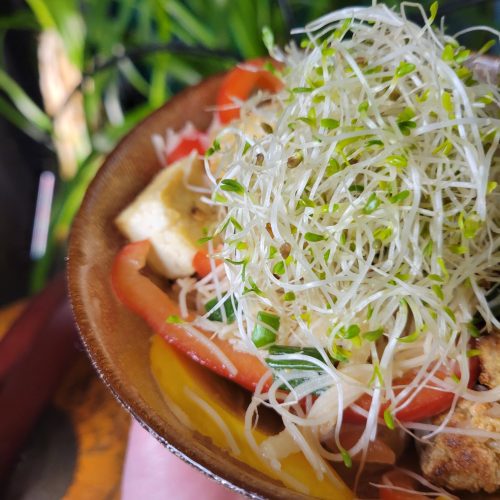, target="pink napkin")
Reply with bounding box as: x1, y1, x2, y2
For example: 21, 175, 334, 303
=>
121, 419, 243, 500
